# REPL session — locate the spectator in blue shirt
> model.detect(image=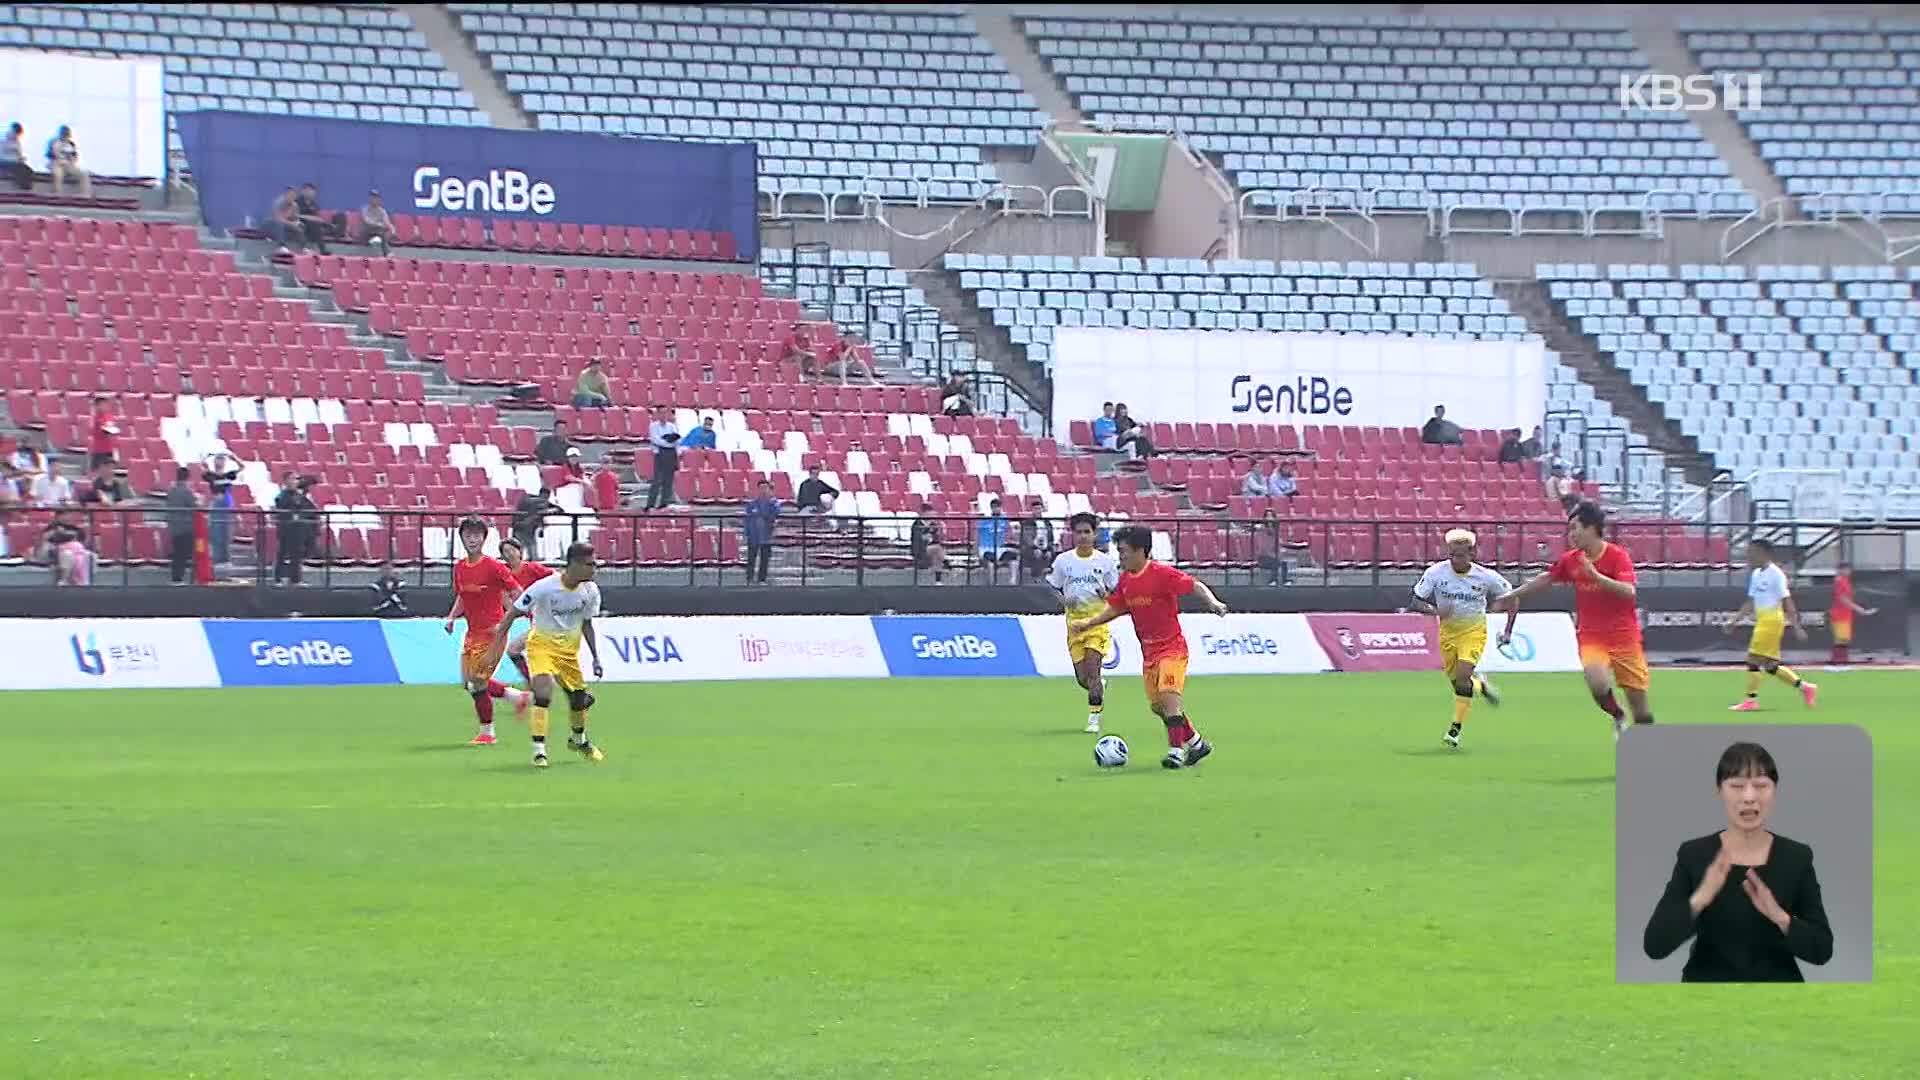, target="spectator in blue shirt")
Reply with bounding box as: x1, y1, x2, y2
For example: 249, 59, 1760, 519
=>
1267, 461, 1298, 498
742, 480, 780, 583
679, 416, 718, 451
976, 498, 1020, 584
1091, 402, 1118, 450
